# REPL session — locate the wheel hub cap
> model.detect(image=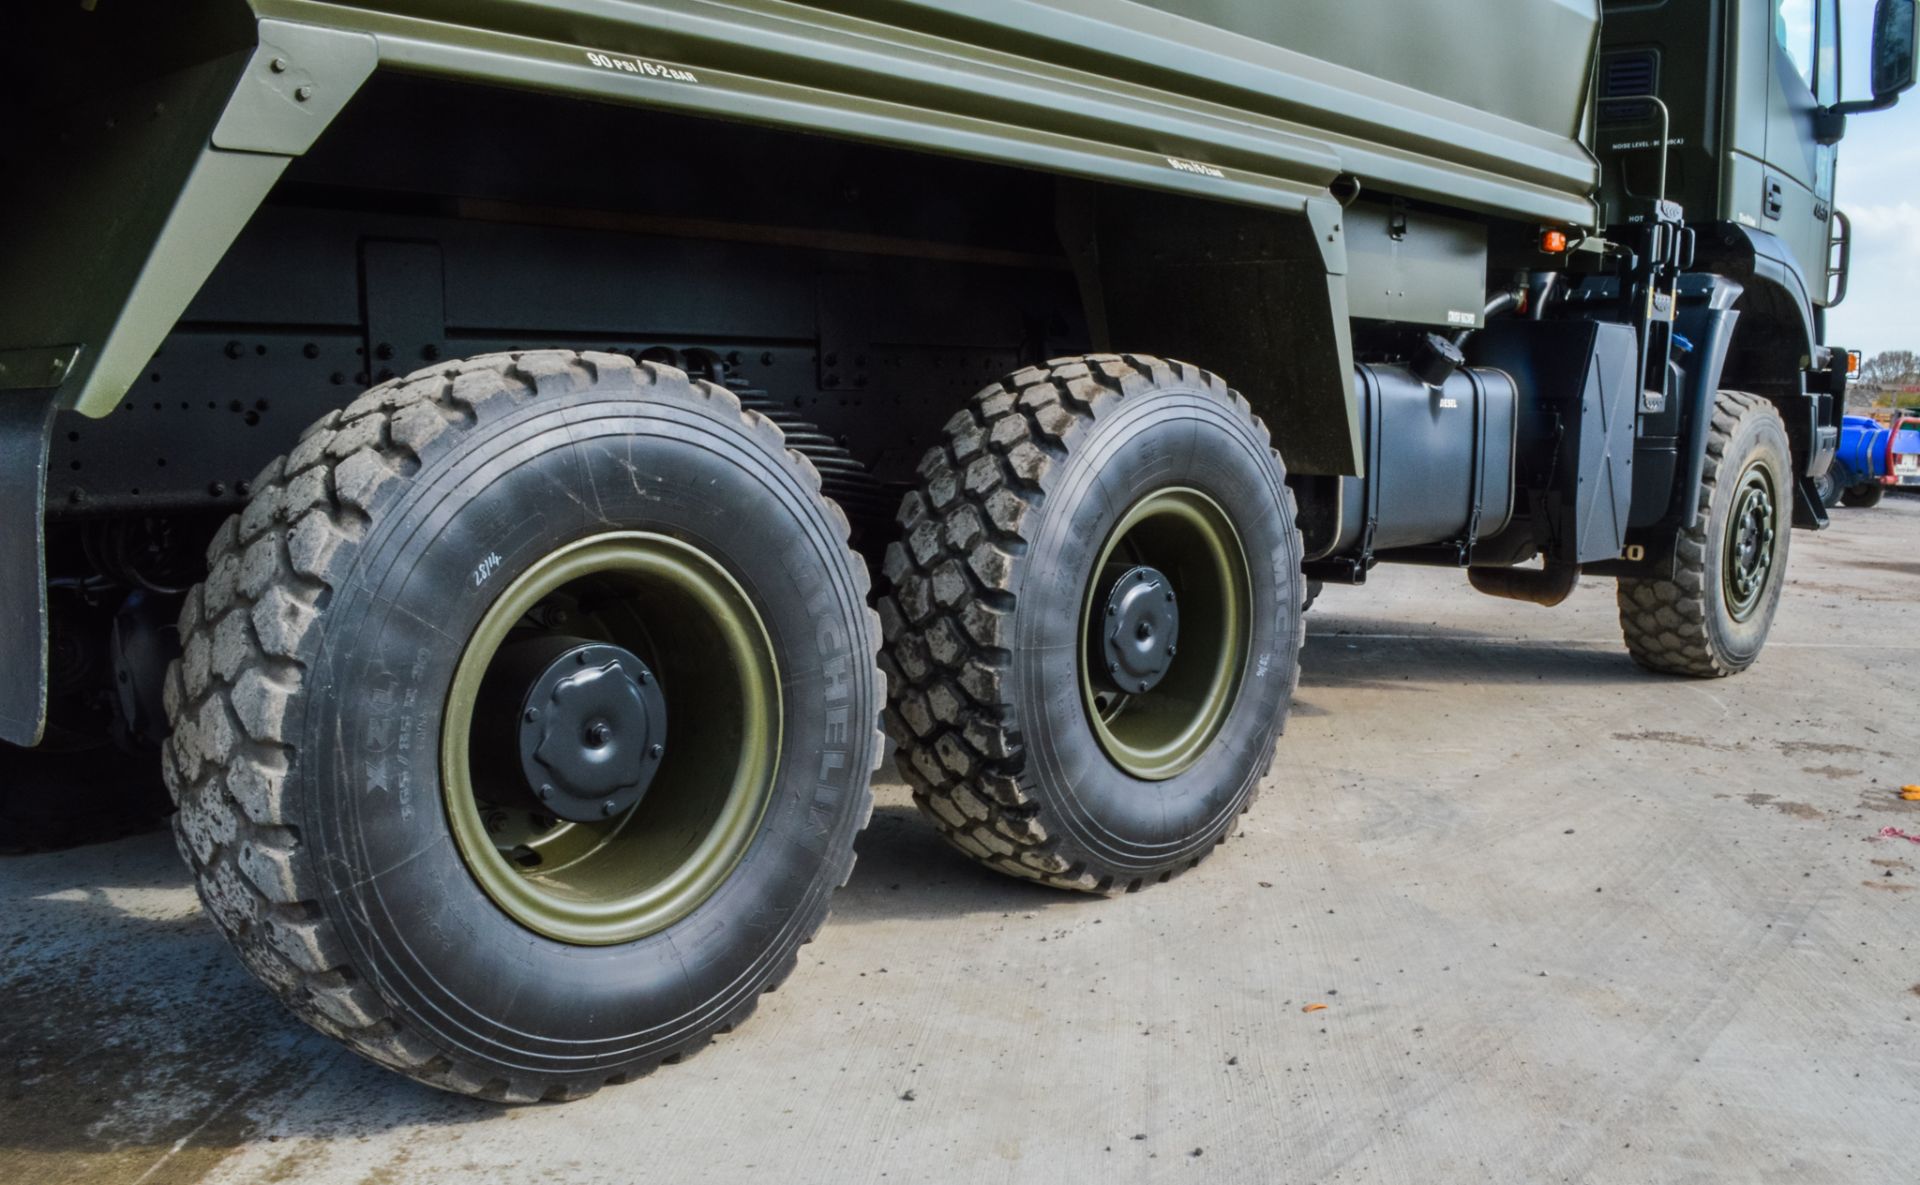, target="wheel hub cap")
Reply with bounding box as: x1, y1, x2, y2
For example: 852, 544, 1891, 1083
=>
442, 532, 781, 946
1077, 488, 1250, 782
516, 639, 667, 822
1723, 466, 1778, 621
1099, 565, 1180, 695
